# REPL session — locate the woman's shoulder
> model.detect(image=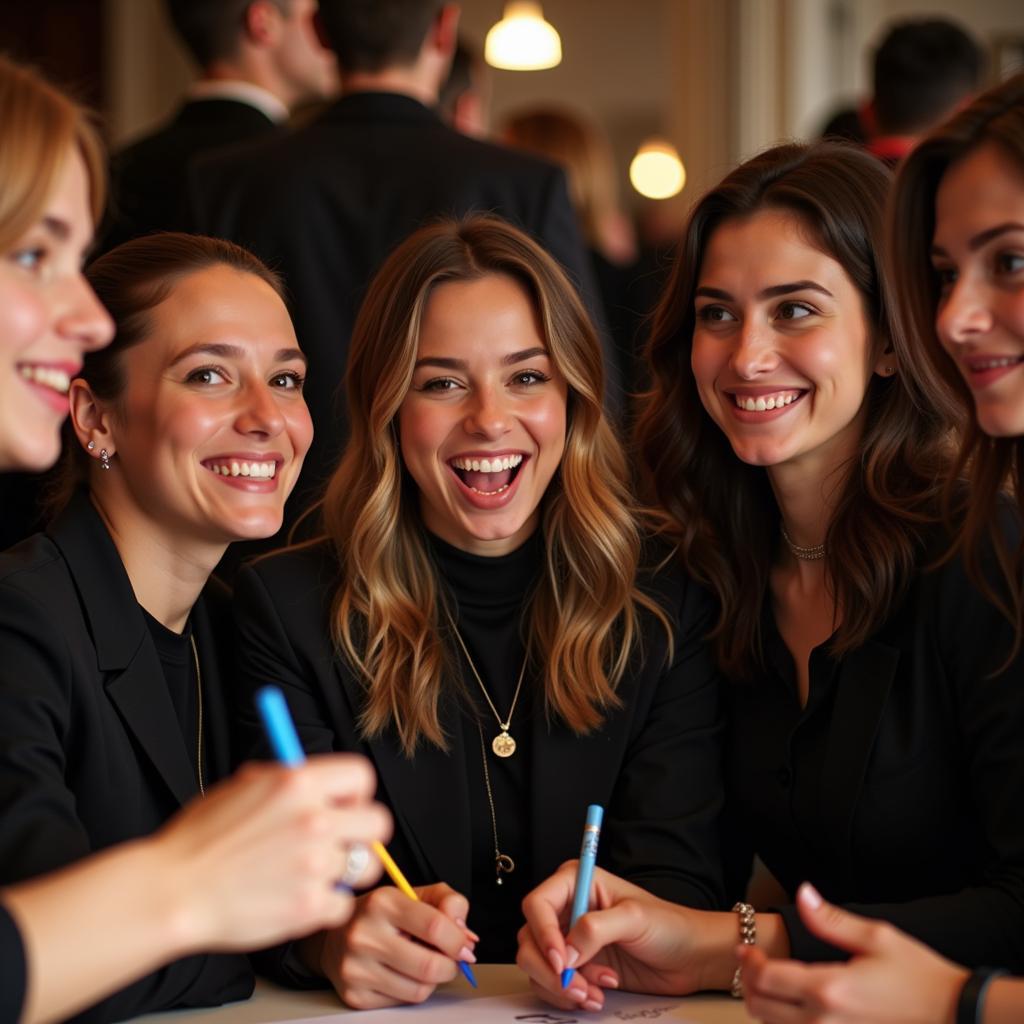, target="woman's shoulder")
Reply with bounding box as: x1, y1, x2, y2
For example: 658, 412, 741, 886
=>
236, 538, 339, 619
636, 534, 716, 628
0, 532, 74, 612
